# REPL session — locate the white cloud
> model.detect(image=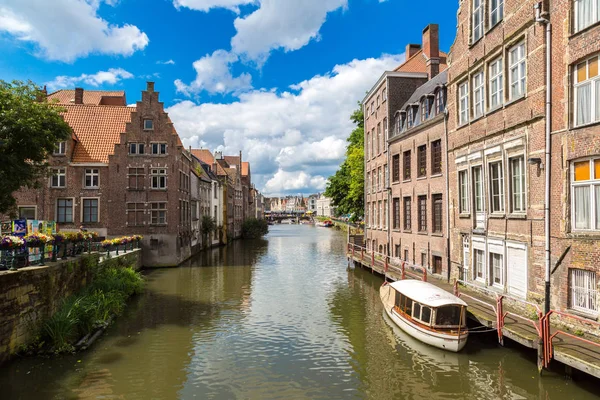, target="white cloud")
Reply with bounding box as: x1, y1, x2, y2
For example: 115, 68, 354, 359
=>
167, 53, 405, 195
173, 0, 255, 13
0, 0, 148, 62
157, 59, 176, 65
46, 68, 134, 90
174, 50, 252, 95
231, 0, 347, 62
